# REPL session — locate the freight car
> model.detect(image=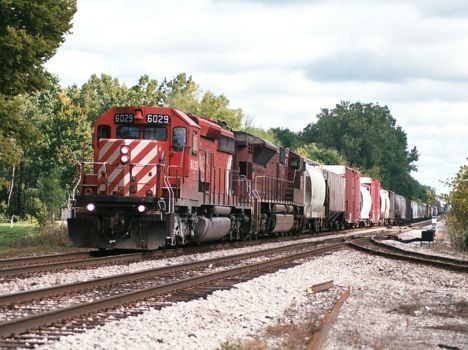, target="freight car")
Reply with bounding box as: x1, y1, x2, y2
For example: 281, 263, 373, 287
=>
322, 165, 360, 228
360, 177, 381, 226
68, 106, 431, 250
